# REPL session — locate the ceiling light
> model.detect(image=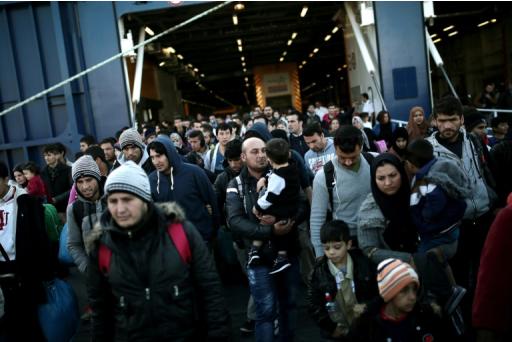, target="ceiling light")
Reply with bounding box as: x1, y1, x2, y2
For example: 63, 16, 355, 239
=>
343, 64, 347, 68
145, 27, 155, 36
478, 21, 489, 27
448, 31, 458, 37
162, 46, 176, 55
326, 74, 330, 78
291, 32, 298, 39
234, 2, 245, 11
337, 67, 342, 71
177, 54, 184, 60
332, 27, 339, 34
159, 61, 165, 67
238, 46, 243, 52
187, 63, 193, 68
287, 40, 292, 46
433, 38, 442, 43
232, 14, 238, 26
241, 56, 245, 61
430, 33, 438, 38
302, 60, 307, 65
298, 65, 303, 69
443, 25, 454, 32
200, 74, 205, 78
313, 48, 319, 53
300, 6, 308, 18
243, 68, 247, 72
237, 39, 242, 46
309, 53, 314, 58
245, 77, 249, 82
193, 68, 199, 72
324, 34, 332, 41
490, 19, 497, 23
242, 62, 246, 67
246, 83, 250, 87
282, 51, 287, 56
279, 57, 284, 62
